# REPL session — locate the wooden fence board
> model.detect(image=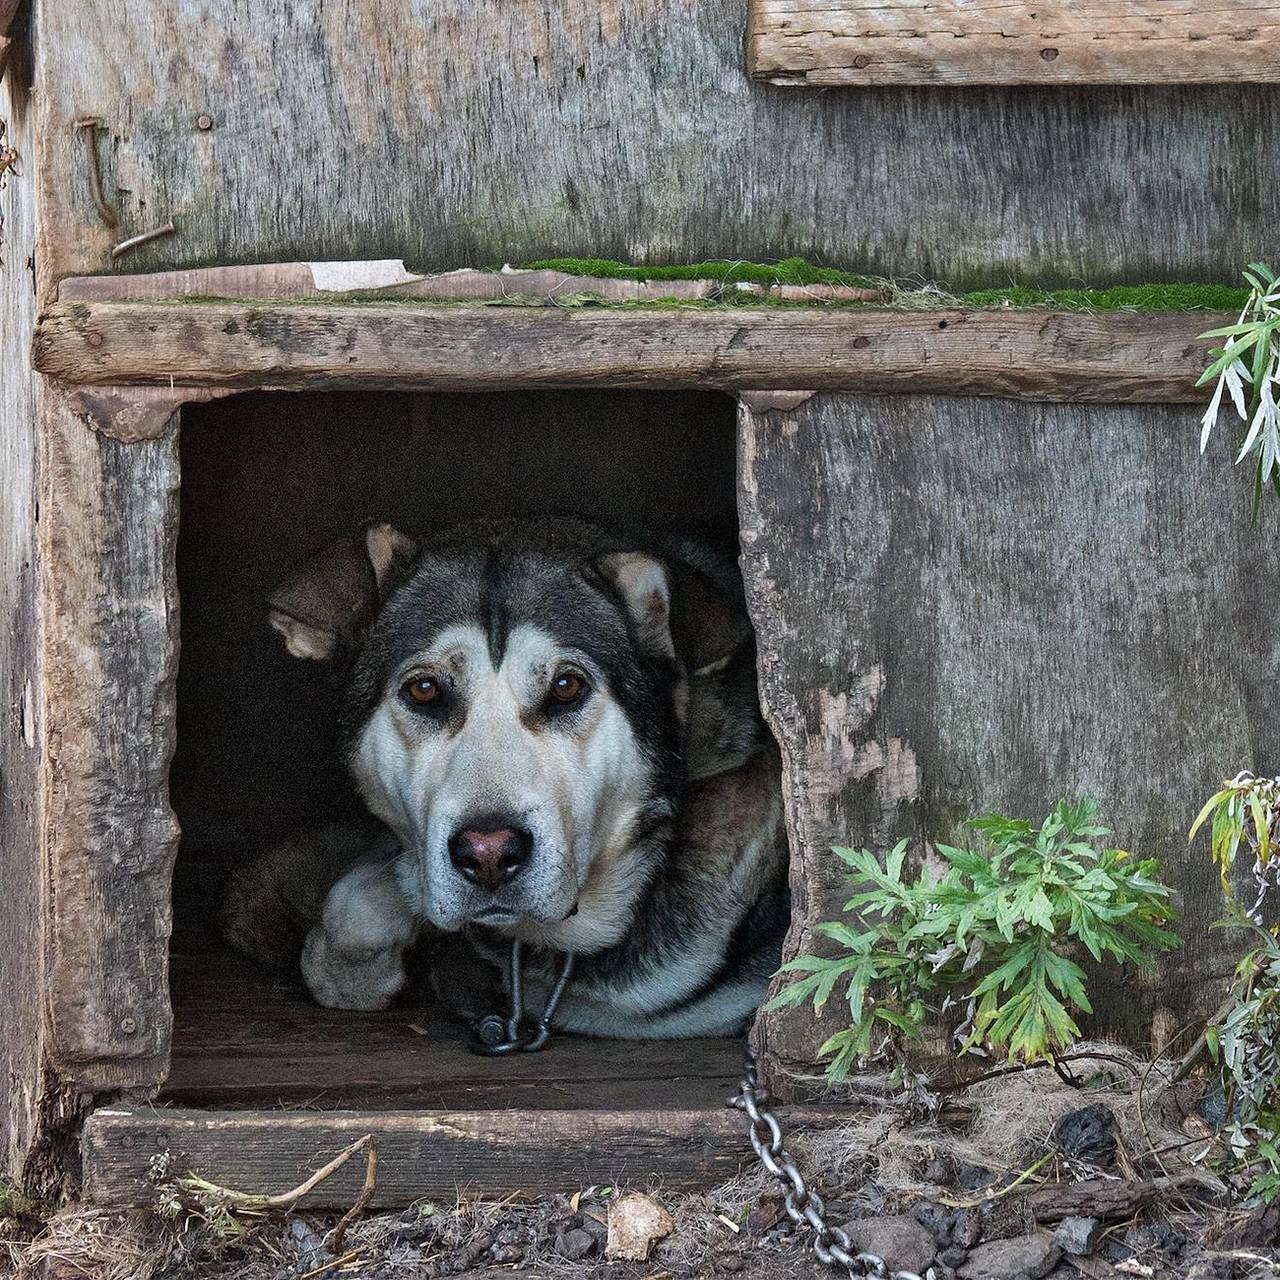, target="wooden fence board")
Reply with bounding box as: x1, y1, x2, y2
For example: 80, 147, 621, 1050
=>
749, 1, 1280, 86
739, 392, 1280, 1092
26, 1, 1280, 288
